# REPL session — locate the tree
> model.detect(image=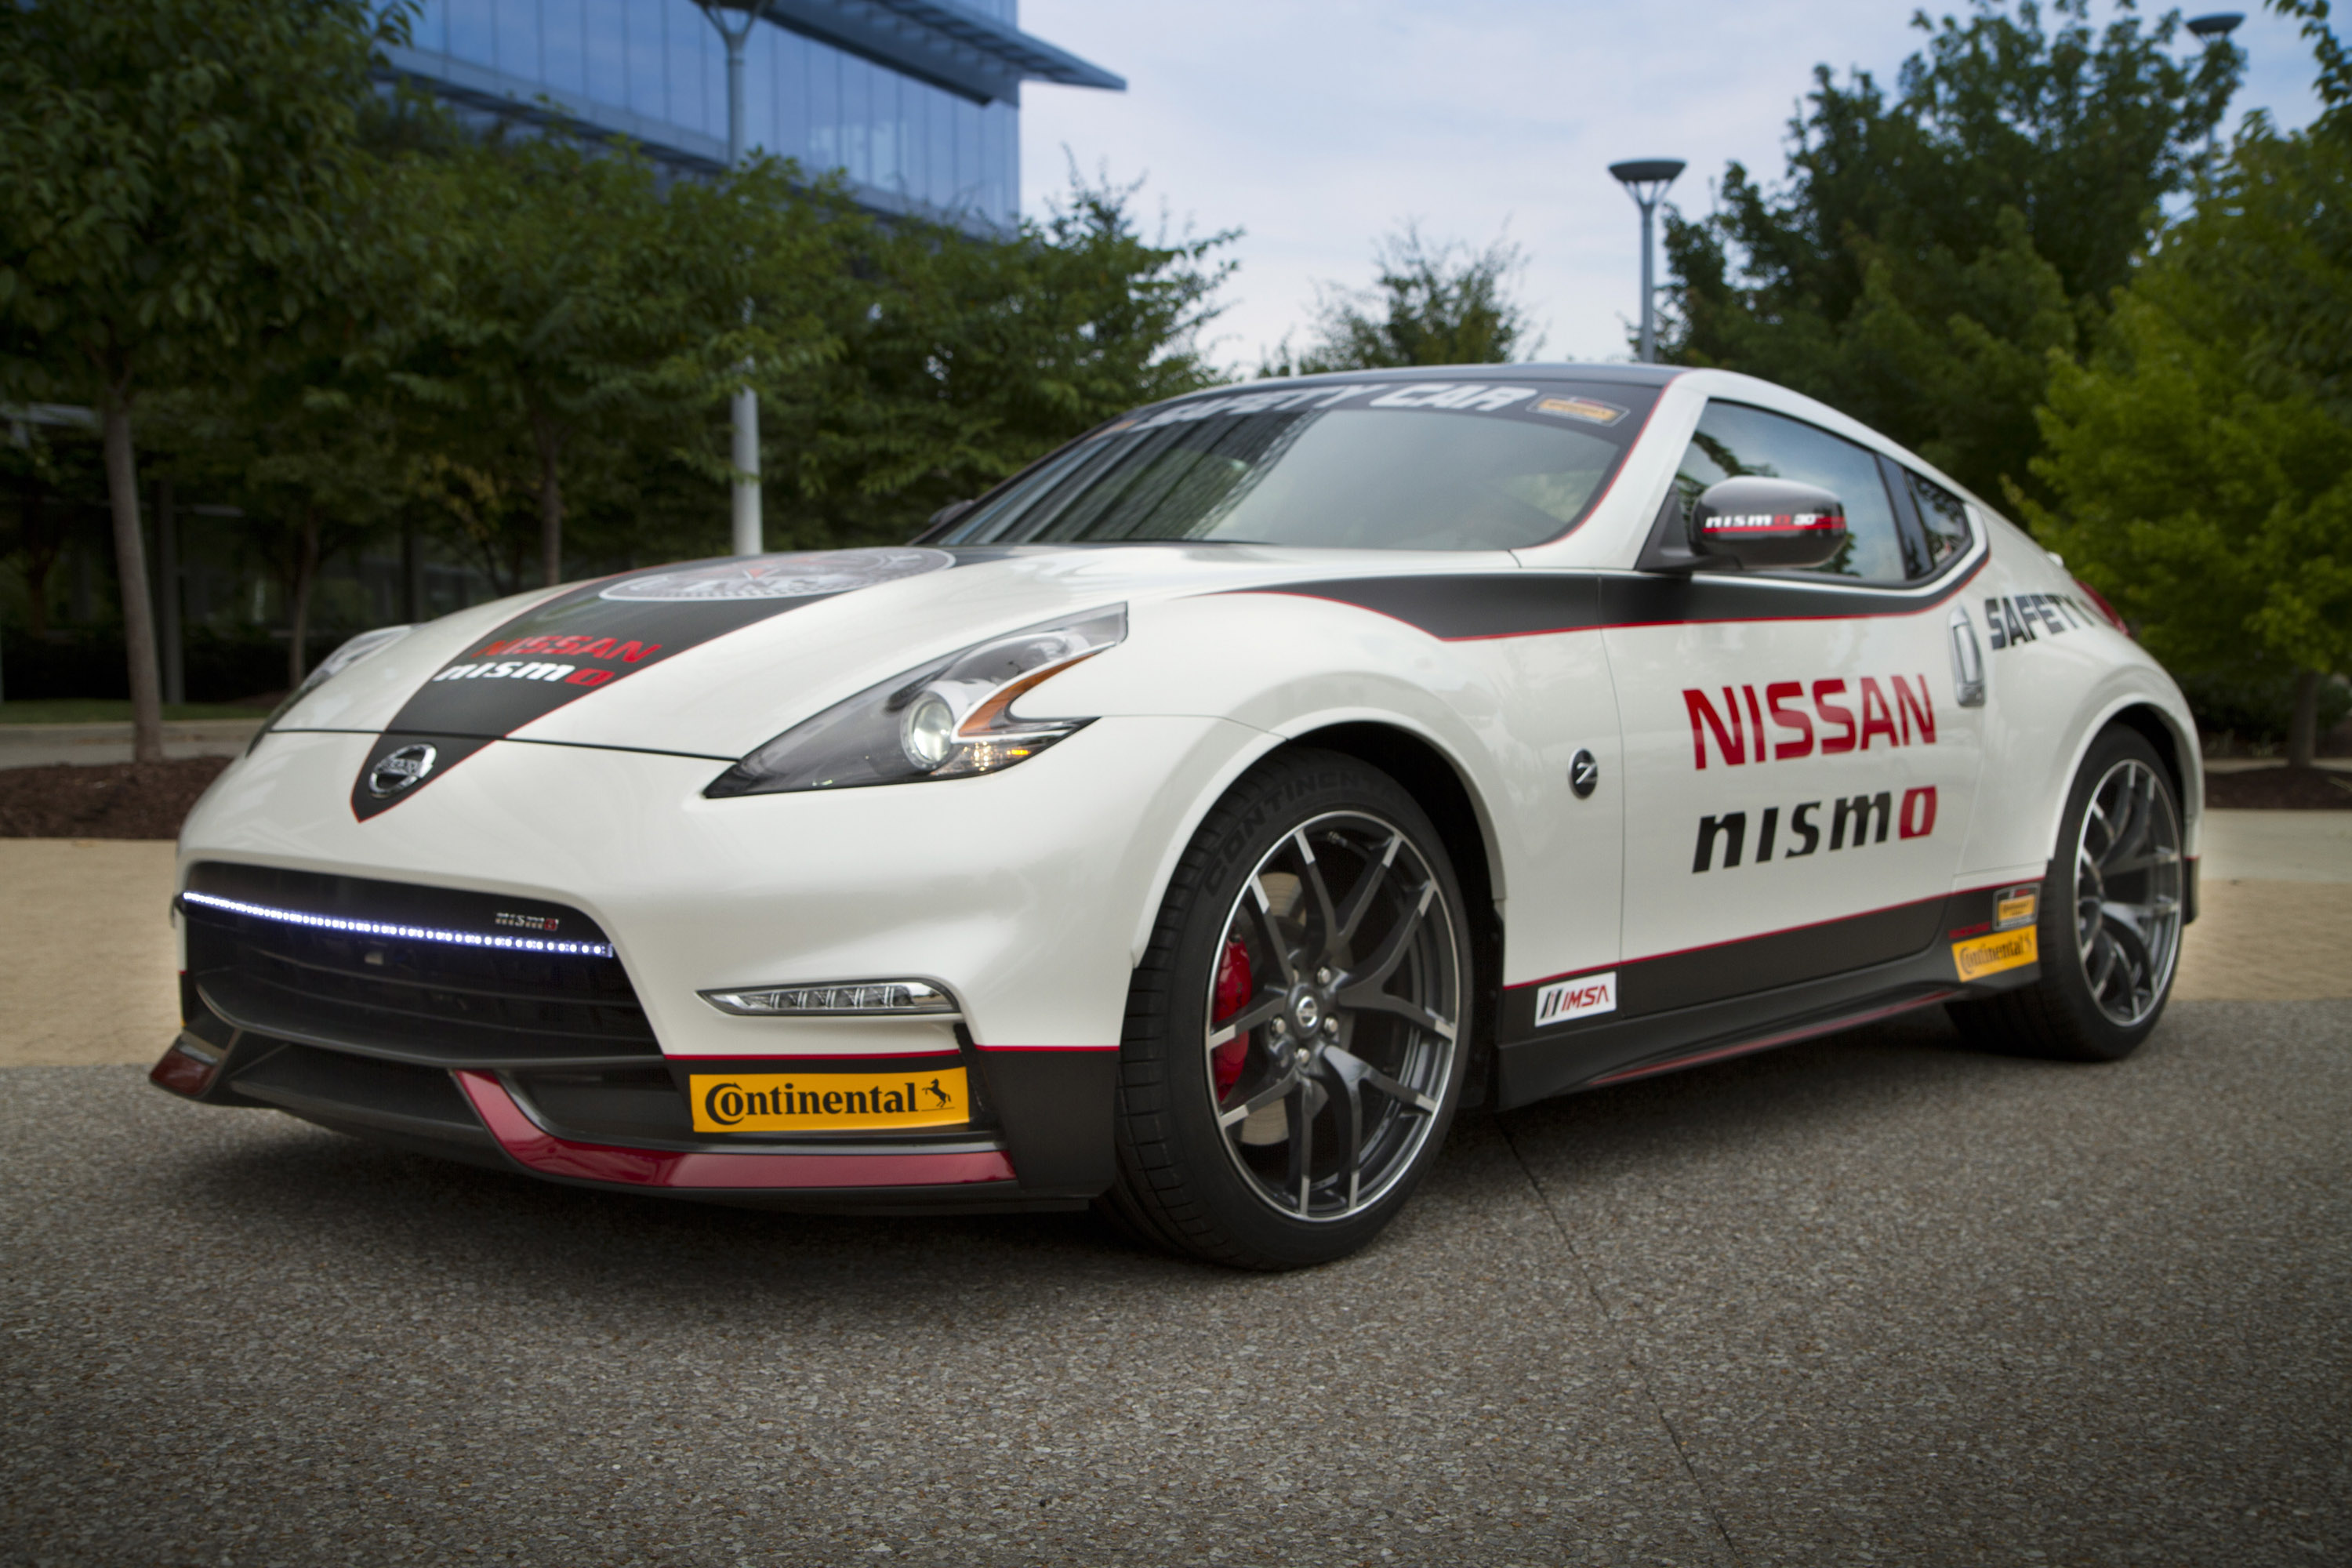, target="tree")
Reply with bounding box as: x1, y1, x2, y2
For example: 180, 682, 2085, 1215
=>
772, 171, 1237, 545
0, 0, 401, 758
1661, 0, 2238, 508
383, 136, 845, 587
0, 422, 102, 638
2027, 6, 2352, 766
1263, 225, 1537, 376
